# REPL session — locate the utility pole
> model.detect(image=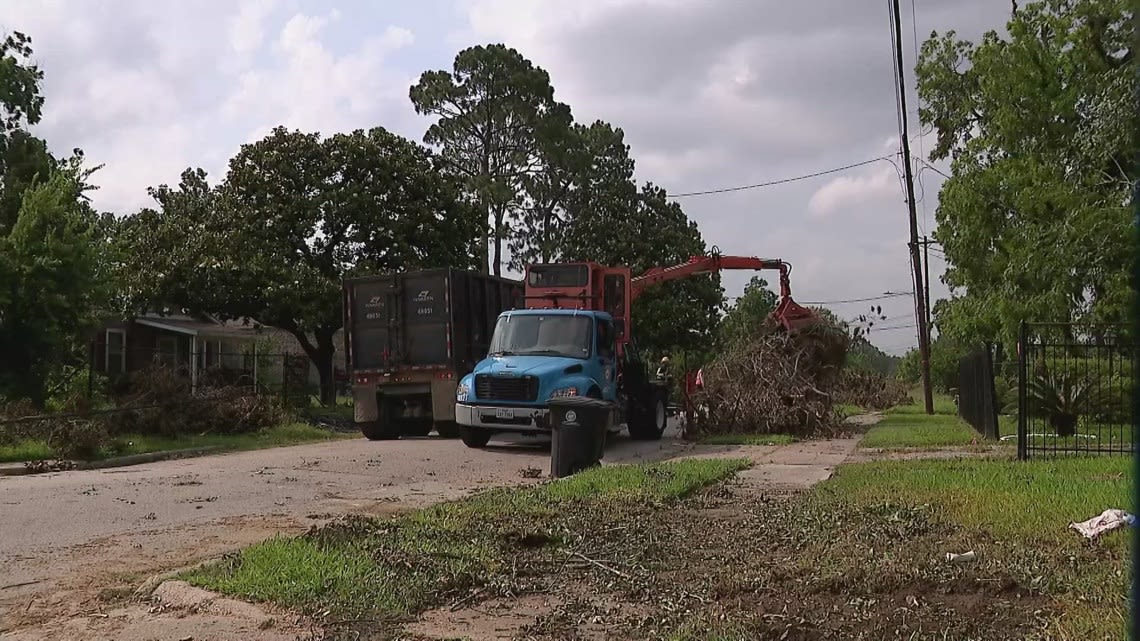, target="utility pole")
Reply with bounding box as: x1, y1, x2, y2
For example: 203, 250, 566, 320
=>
891, 0, 935, 415
922, 235, 932, 330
